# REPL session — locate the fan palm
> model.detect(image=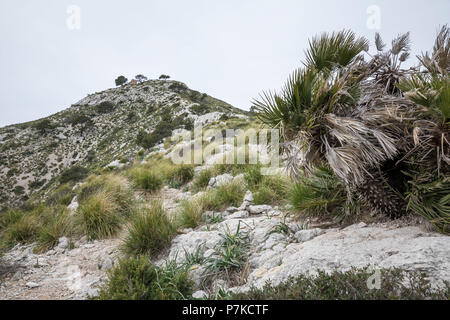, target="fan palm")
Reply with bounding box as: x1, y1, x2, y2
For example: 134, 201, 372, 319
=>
254, 28, 449, 221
